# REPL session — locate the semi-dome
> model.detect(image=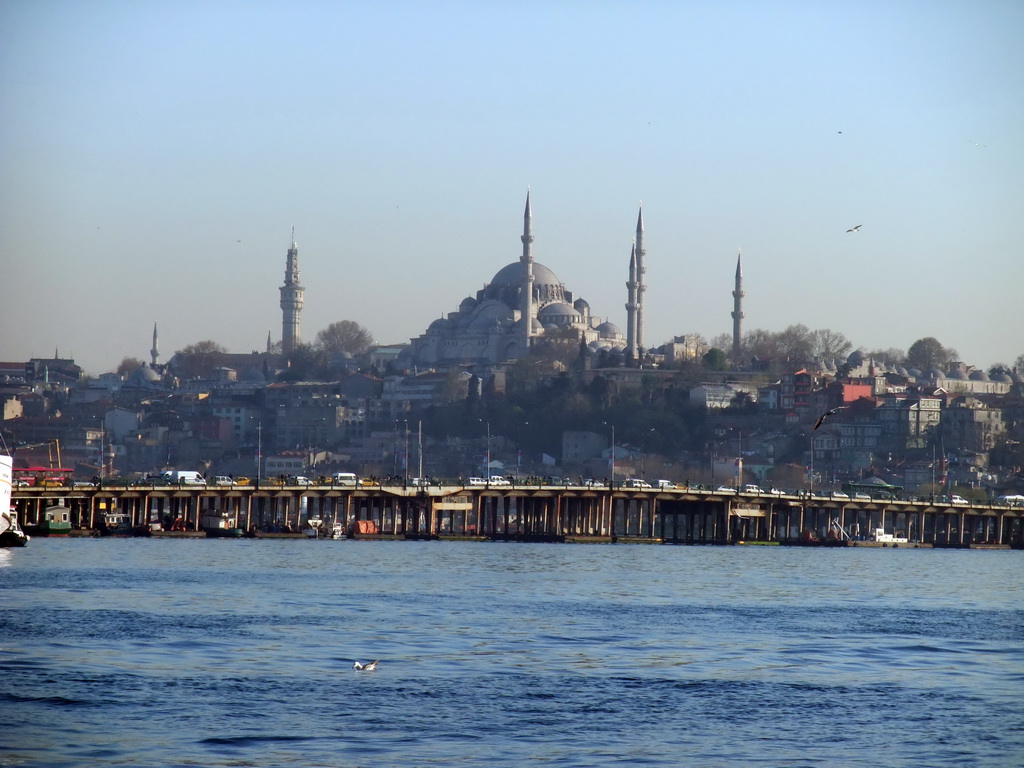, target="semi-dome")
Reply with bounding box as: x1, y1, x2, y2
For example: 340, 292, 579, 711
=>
538, 302, 581, 322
